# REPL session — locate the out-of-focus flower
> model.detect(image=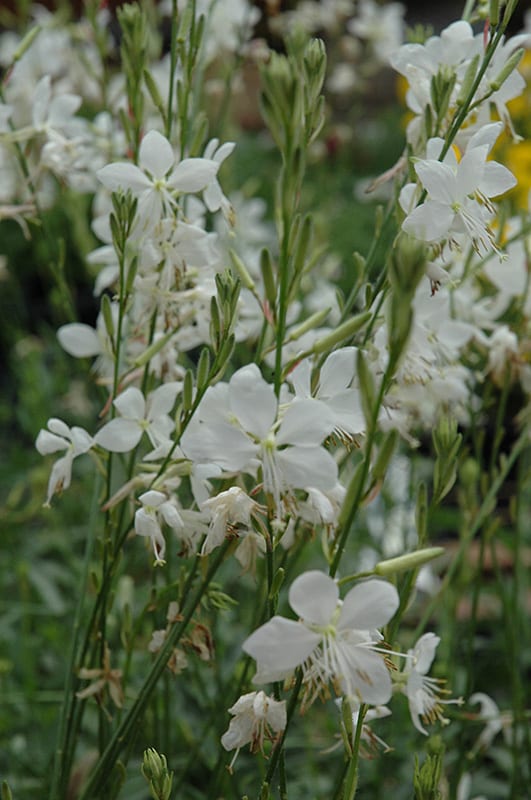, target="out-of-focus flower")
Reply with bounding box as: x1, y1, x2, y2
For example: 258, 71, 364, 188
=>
36, 418, 94, 506
398, 632, 462, 735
